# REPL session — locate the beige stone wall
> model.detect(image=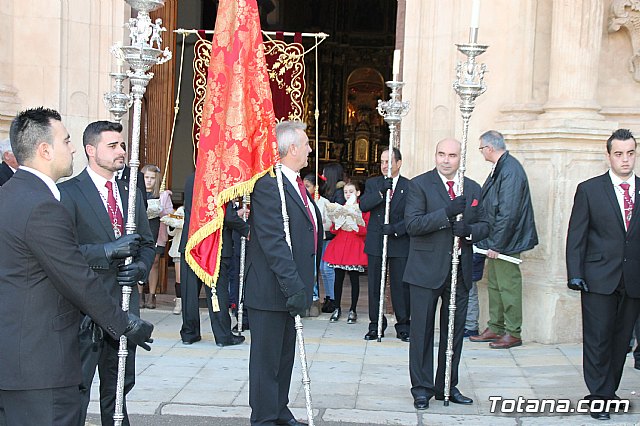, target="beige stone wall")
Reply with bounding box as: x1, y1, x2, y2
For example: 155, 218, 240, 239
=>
1, 0, 130, 172
400, 0, 640, 343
